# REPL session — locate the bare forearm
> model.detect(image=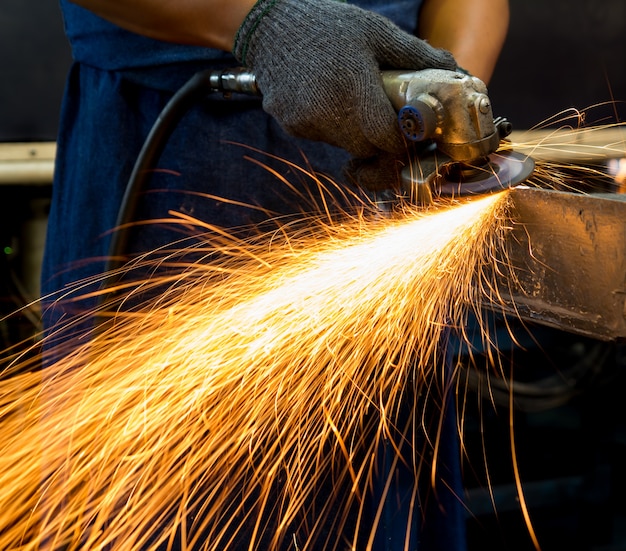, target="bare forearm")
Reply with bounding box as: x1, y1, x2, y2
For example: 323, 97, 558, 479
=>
418, 0, 509, 83
67, 0, 257, 51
